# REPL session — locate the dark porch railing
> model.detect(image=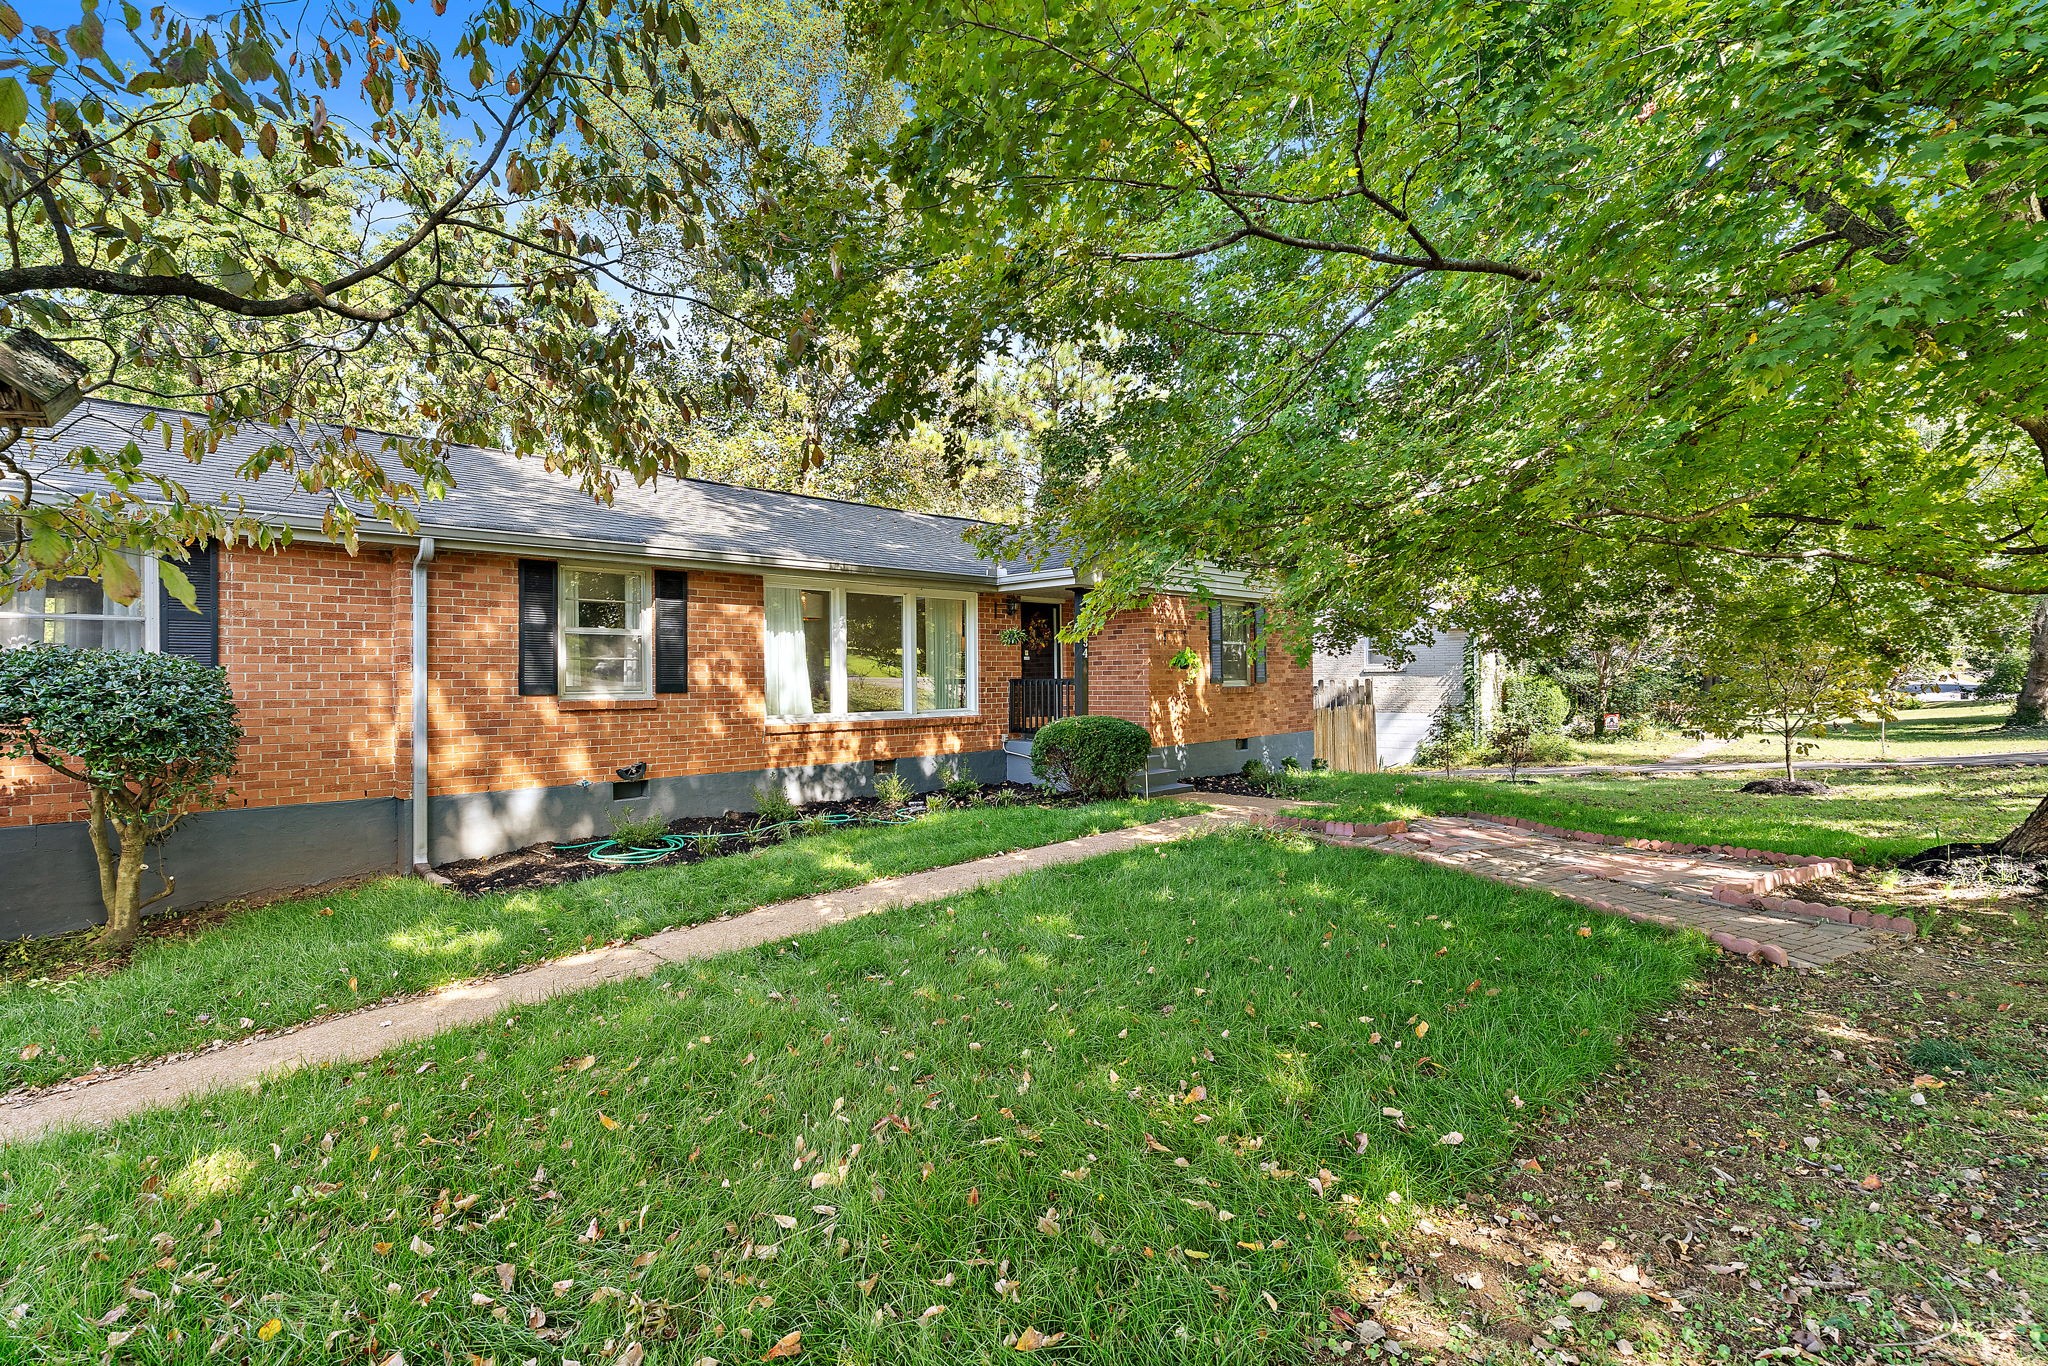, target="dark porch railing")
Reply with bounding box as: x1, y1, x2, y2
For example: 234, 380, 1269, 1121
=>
1008, 677, 1076, 735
